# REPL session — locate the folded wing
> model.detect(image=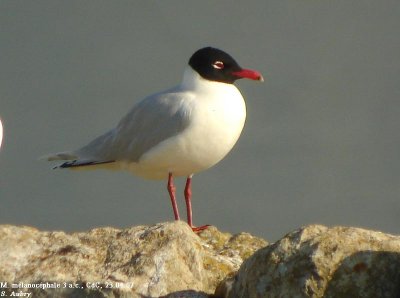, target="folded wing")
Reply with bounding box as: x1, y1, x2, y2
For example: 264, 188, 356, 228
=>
46, 89, 193, 168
